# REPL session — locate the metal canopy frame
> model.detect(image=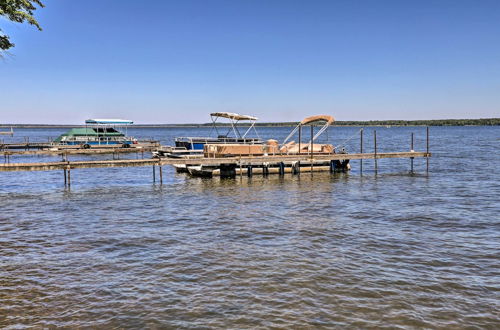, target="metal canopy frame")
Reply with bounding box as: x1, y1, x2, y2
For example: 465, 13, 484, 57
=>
84, 118, 134, 145
209, 112, 260, 140
282, 115, 335, 146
